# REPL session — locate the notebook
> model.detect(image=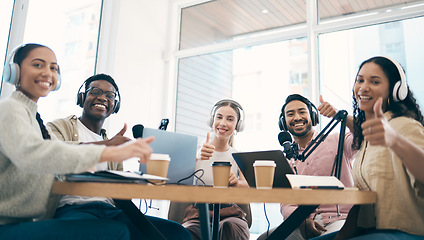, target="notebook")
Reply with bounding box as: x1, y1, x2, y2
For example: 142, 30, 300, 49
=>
232, 150, 294, 188
139, 127, 198, 185
64, 170, 168, 184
